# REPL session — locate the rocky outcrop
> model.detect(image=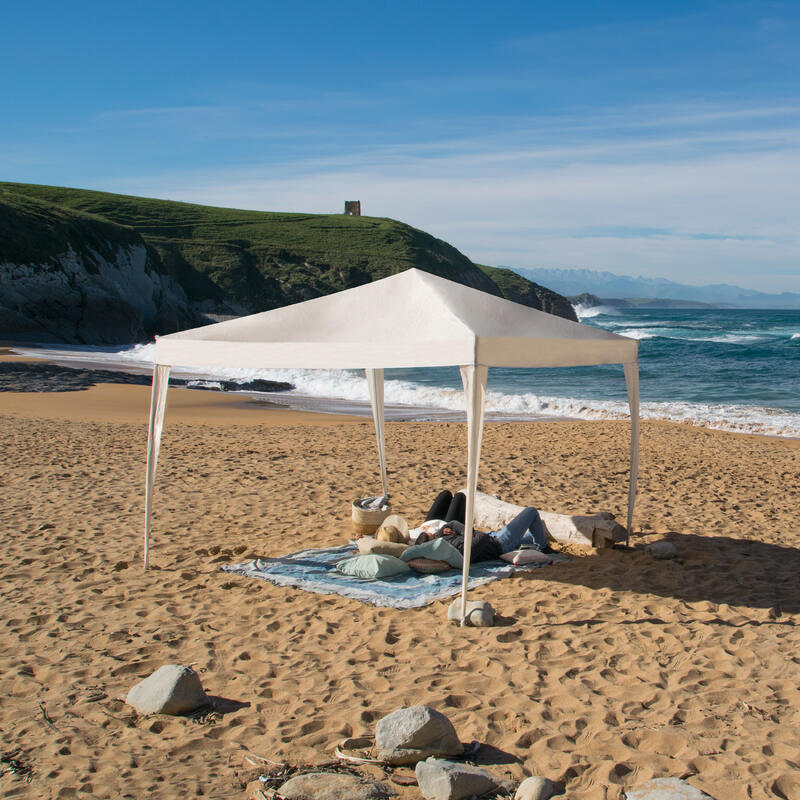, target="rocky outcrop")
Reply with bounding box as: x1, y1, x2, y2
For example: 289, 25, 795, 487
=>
0, 190, 211, 343
0, 244, 204, 343
478, 265, 578, 320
